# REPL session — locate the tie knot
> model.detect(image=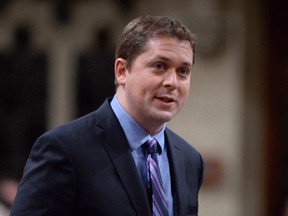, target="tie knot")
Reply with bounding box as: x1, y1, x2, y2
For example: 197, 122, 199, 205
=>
145, 138, 158, 155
